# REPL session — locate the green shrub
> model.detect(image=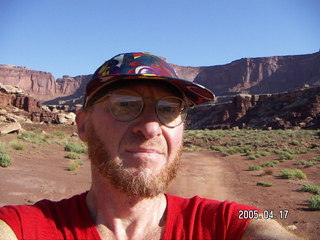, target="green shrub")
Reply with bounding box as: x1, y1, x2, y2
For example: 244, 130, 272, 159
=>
64, 142, 87, 154
10, 141, 26, 151
294, 160, 317, 167
247, 155, 256, 160
225, 146, 240, 155
313, 156, 320, 162
65, 152, 80, 159
296, 149, 308, 154
223, 152, 231, 157
224, 146, 252, 155
282, 148, 294, 154
305, 161, 317, 167
248, 165, 262, 171
279, 169, 307, 180
291, 140, 299, 146
184, 143, 201, 151
17, 131, 47, 144
279, 152, 297, 160
0, 153, 13, 167
272, 149, 282, 154
260, 161, 276, 167
67, 159, 83, 171
294, 160, 307, 165
307, 195, 320, 210
53, 130, 66, 138
0, 142, 7, 154
210, 145, 224, 152
239, 146, 252, 154
301, 184, 320, 195
257, 181, 273, 187
261, 152, 271, 157
18, 132, 37, 141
